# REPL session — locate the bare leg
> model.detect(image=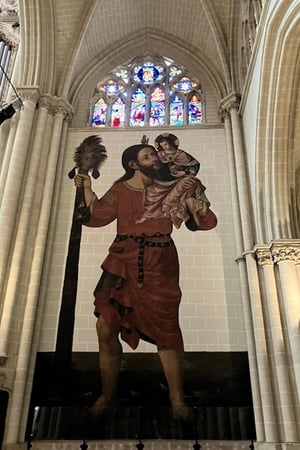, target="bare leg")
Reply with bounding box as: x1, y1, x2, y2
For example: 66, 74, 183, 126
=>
90, 316, 122, 414
157, 348, 192, 420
